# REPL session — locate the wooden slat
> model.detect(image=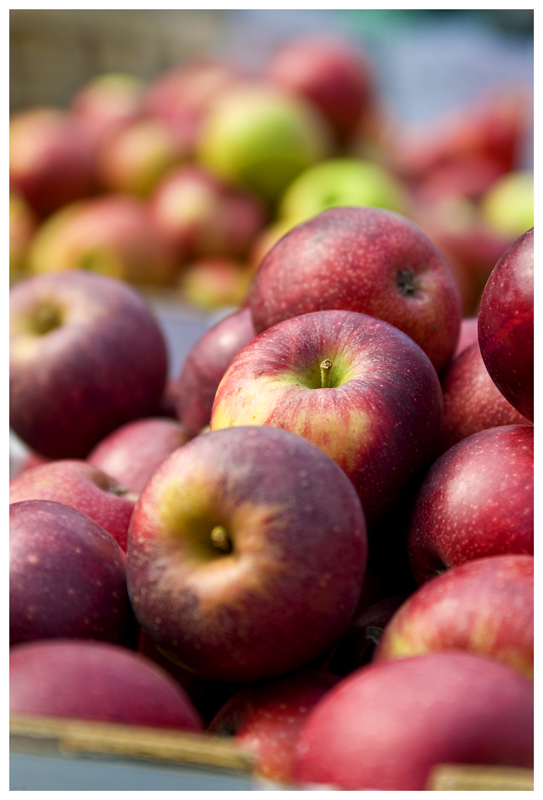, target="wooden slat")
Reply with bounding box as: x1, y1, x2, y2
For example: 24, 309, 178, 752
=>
426, 763, 534, 791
